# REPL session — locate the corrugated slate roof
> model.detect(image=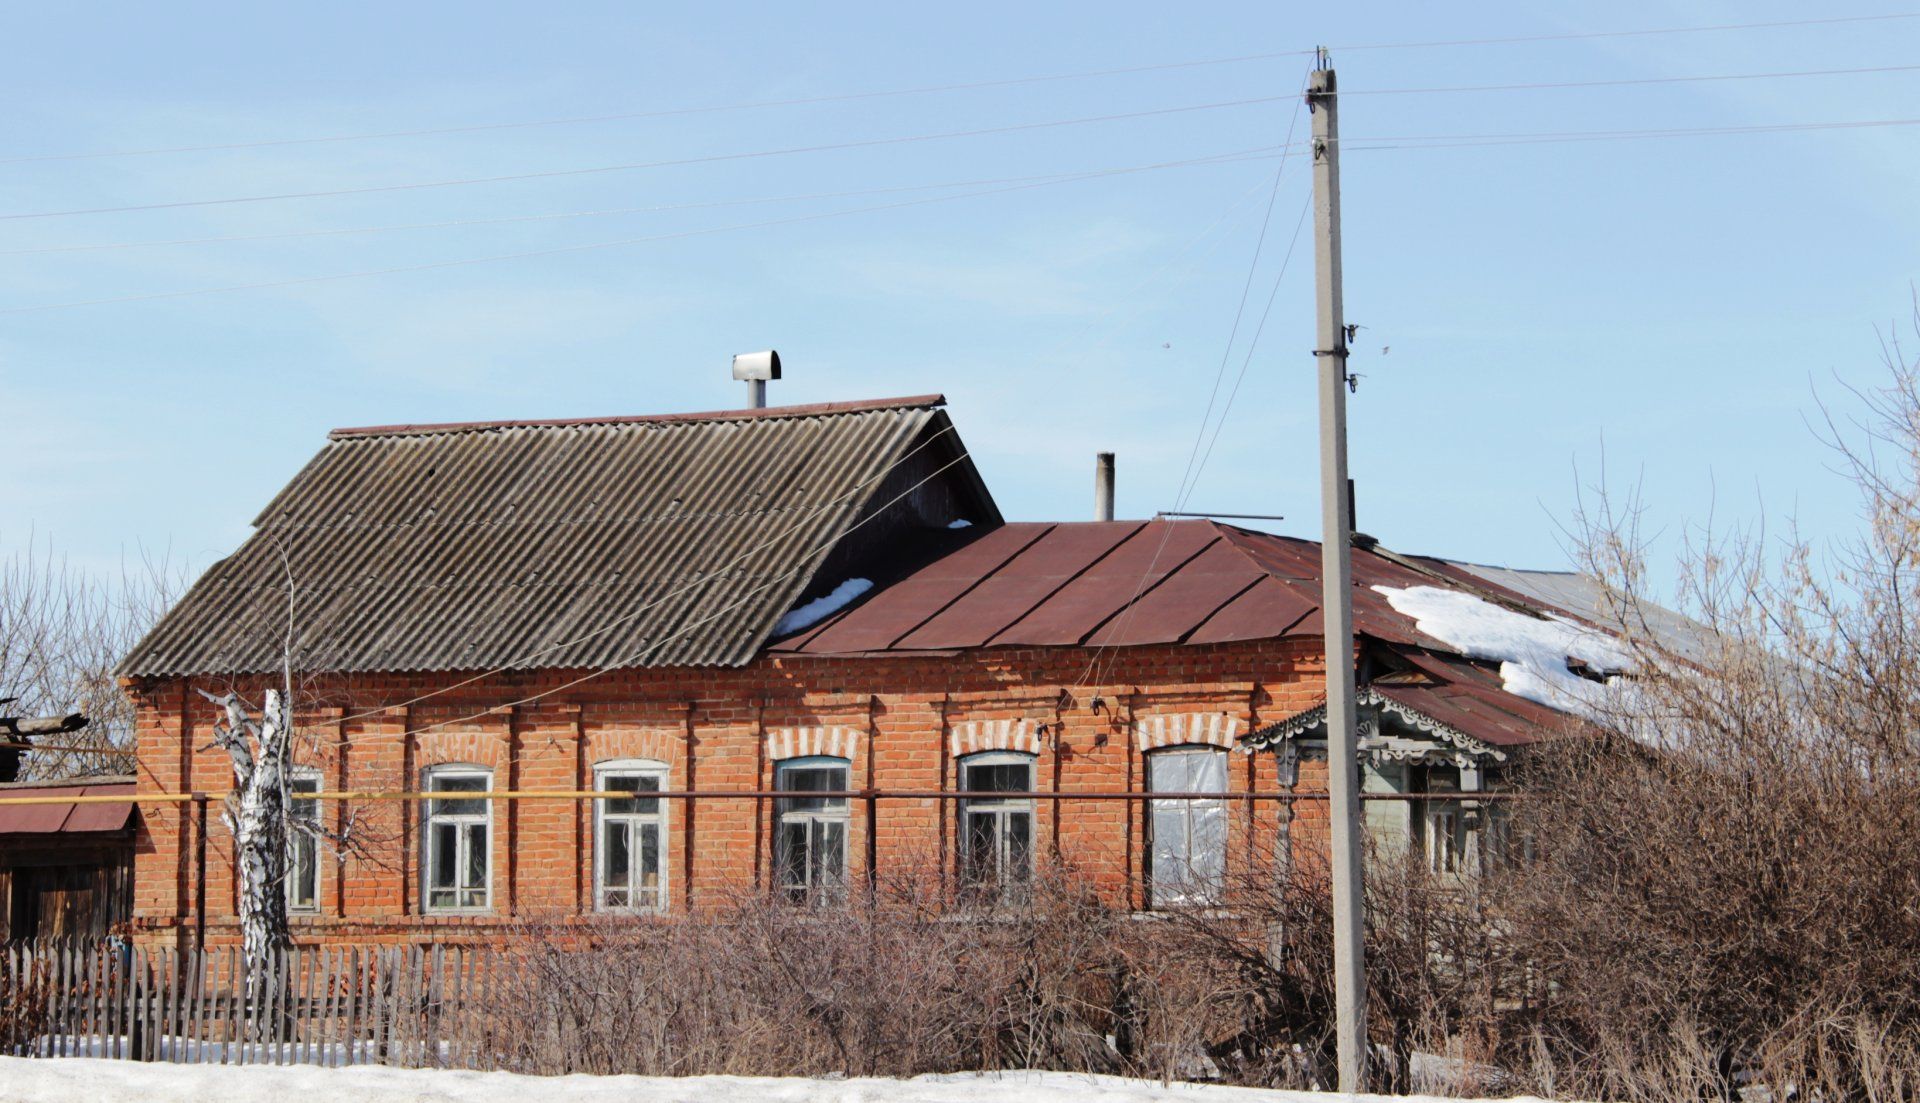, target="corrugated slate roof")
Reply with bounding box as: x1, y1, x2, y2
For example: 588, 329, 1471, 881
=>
121, 395, 997, 676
